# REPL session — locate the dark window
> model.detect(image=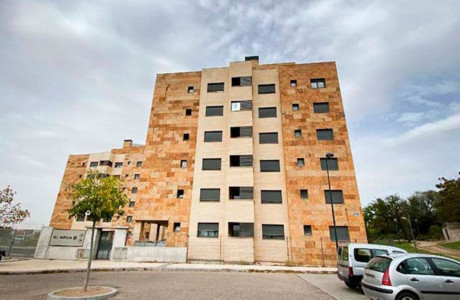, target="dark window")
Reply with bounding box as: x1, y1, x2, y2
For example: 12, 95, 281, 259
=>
197, 223, 219, 238
258, 107, 277, 118
177, 189, 184, 198
304, 225, 312, 236
127, 216, 133, 222
185, 109, 192, 116
200, 188, 220, 202
259, 132, 278, 144
231, 100, 252, 111
320, 158, 338, 170
329, 226, 350, 242
397, 258, 434, 275
180, 160, 187, 168
297, 158, 305, 167
230, 155, 253, 167
229, 222, 254, 237
317, 129, 334, 140
300, 189, 308, 199
354, 249, 388, 263
367, 257, 392, 273
431, 258, 460, 277
290, 80, 297, 87
204, 131, 223, 142
229, 187, 253, 199
136, 161, 142, 167
207, 82, 224, 92
78, 175, 83, 178
292, 103, 299, 111
114, 162, 123, 168
258, 84, 276, 94
202, 158, 222, 170
129, 201, 135, 208
99, 160, 113, 167
262, 224, 284, 240
187, 86, 194, 93
313, 102, 330, 113
183, 133, 190, 141
82, 162, 86, 167
173, 222, 181, 232
260, 160, 280, 172
206, 106, 224, 116
230, 127, 252, 138
232, 76, 252, 87
311, 78, 326, 89
261, 190, 282, 204
132, 187, 138, 194
134, 174, 140, 180
325, 190, 344, 204
294, 129, 302, 138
